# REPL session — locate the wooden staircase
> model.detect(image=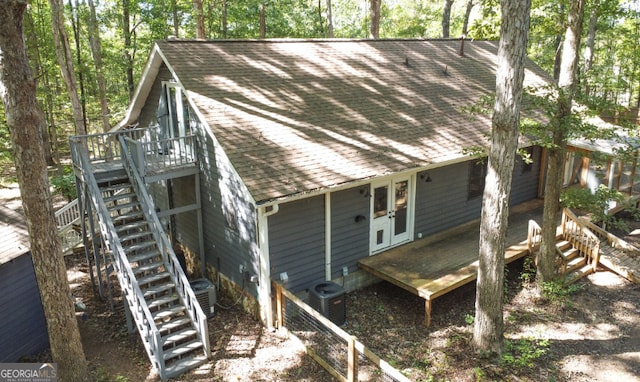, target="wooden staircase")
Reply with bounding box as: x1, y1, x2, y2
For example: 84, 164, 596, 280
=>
528, 208, 601, 284
70, 130, 210, 380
